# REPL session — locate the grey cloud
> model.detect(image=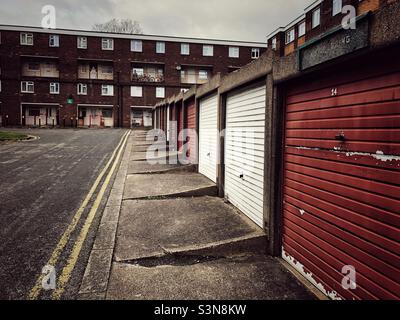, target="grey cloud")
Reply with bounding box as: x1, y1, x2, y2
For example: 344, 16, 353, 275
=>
0, 0, 312, 41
